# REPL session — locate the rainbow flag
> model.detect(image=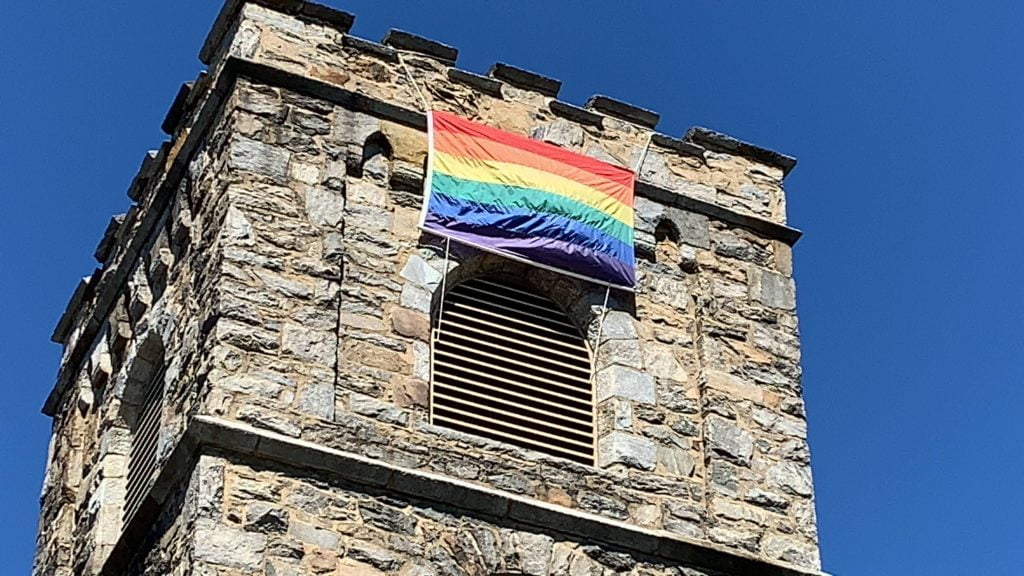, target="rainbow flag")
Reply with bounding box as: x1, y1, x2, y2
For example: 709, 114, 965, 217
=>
421, 110, 636, 288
